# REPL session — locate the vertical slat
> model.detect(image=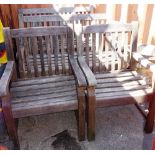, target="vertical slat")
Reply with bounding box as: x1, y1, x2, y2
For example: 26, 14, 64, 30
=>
38, 36, 46, 76
117, 32, 124, 69
98, 33, 104, 72
31, 37, 39, 77
61, 34, 66, 74
23, 37, 32, 77
53, 35, 59, 74
130, 22, 138, 69
15, 38, 26, 78
92, 33, 96, 72
45, 35, 52, 75
85, 33, 89, 66
49, 35, 53, 74
96, 33, 99, 72
105, 33, 109, 71
123, 32, 129, 69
